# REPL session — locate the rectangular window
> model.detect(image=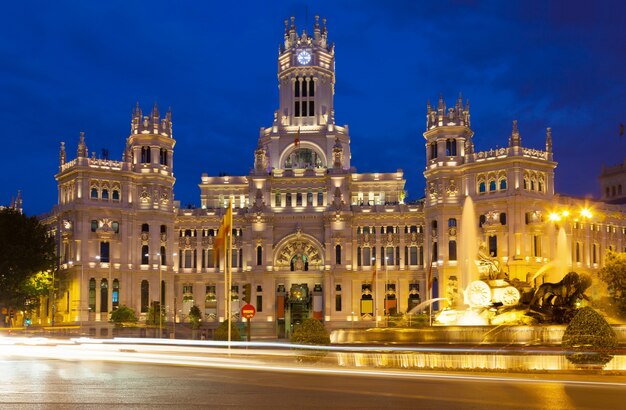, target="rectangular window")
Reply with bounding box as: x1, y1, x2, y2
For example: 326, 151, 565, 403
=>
363, 247, 371, 266
99, 242, 110, 263
533, 235, 541, 257
286, 193, 292, 207
410, 247, 418, 265
296, 192, 302, 206
385, 247, 394, 266
302, 100, 307, 116
309, 101, 314, 117
294, 101, 300, 117
488, 235, 498, 257
335, 294, 342, 311
256, 295, 263, 312
318, 191, 324, 206
275, 192, 281, 207
184, 250, 192, 268
307, 191, 313, 206
231, 249, 238, 268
